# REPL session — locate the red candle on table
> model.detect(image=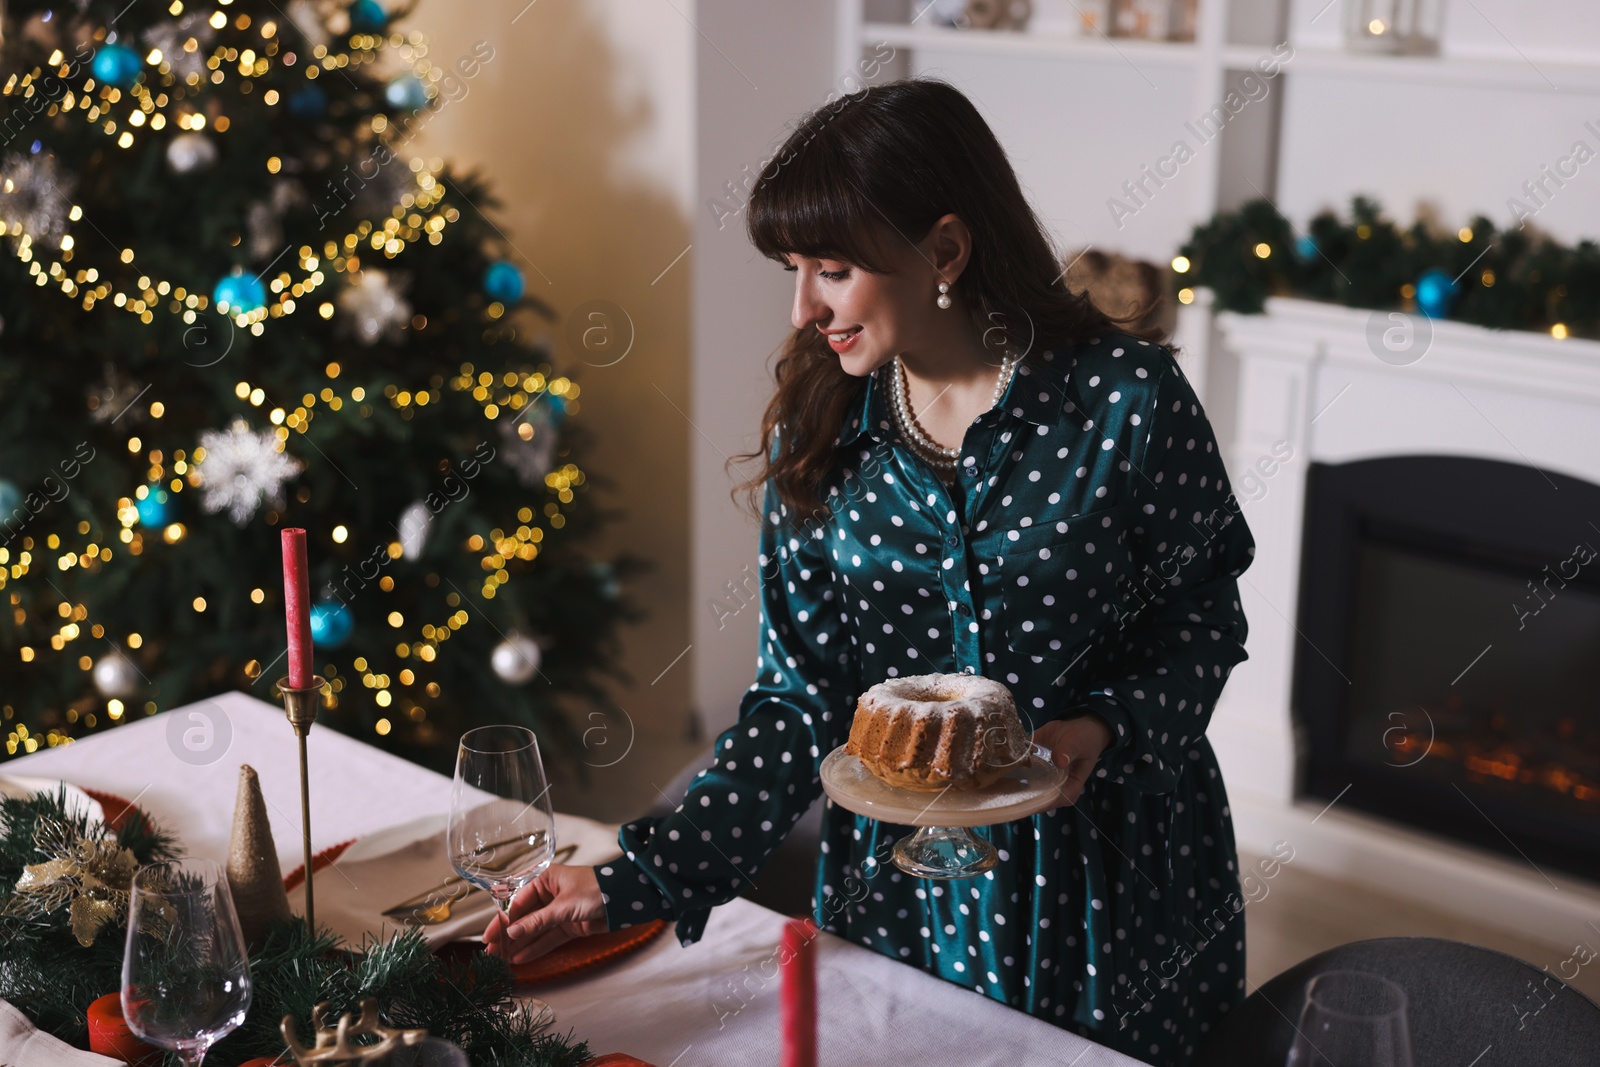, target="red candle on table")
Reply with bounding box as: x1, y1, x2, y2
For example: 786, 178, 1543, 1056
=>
281, 528, 313, 689
88, 992, 162, 1067
780, 917, 817, 1067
